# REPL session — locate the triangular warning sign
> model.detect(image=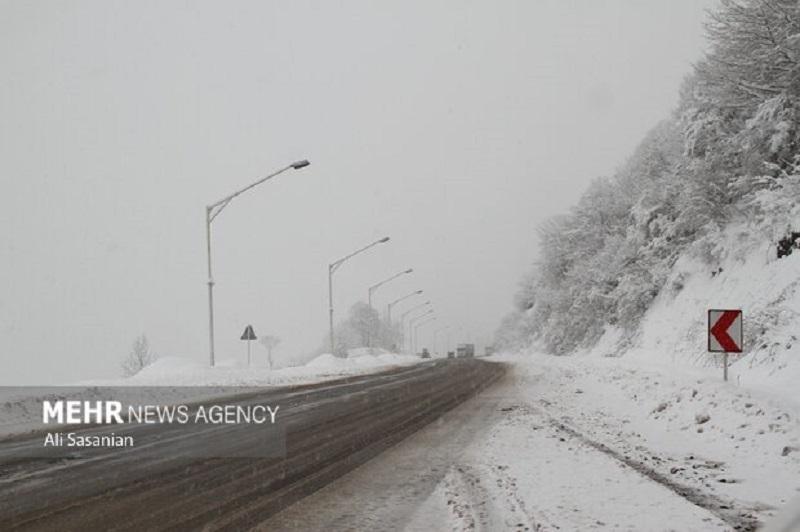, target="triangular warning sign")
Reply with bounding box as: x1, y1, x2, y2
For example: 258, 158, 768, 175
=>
240, 325, 257, 341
